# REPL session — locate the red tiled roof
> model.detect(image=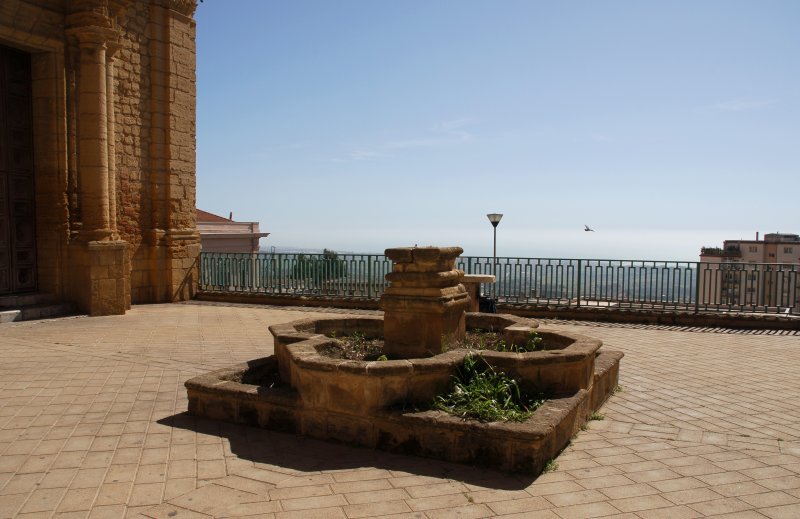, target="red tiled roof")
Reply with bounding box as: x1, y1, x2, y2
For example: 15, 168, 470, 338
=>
197, 209, 232, 223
